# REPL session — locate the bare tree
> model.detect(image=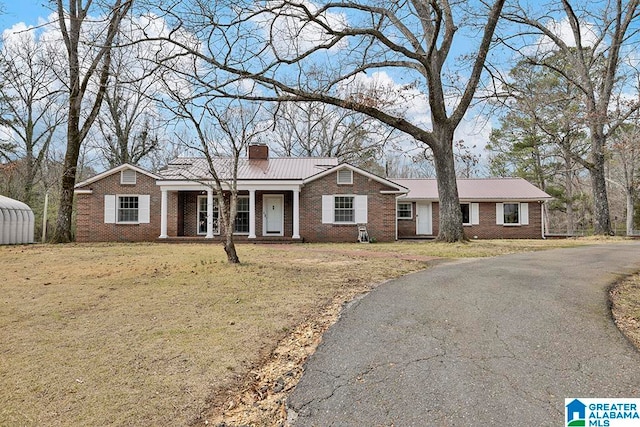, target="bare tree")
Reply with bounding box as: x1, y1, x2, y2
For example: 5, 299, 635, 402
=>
51, 0, 134, 243
91, 16, 169, 169
270, 101, 392, 170
145, 0, 506, 242
158, 64, 269, 262
0, 27, 65, 207
501, 0, 640, 235
609, 123, 640, 235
